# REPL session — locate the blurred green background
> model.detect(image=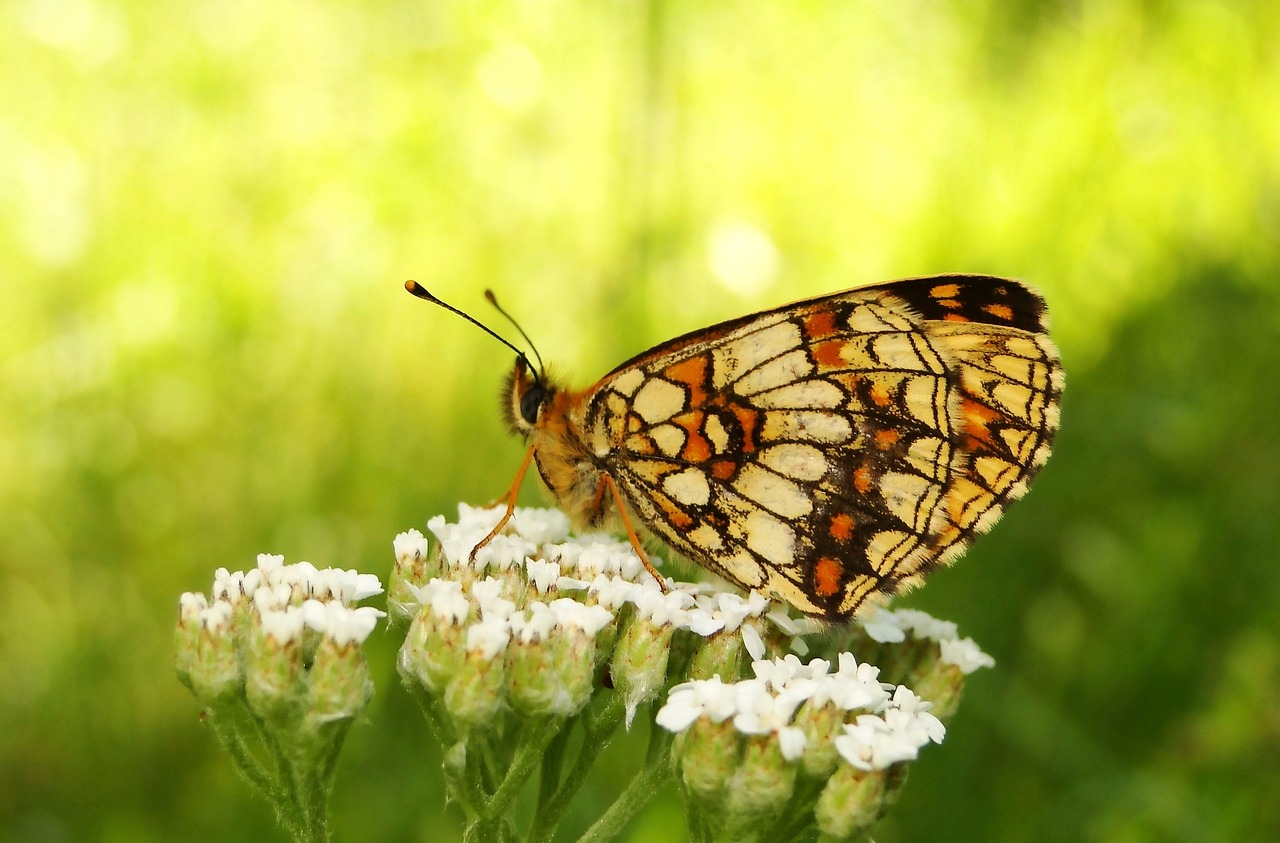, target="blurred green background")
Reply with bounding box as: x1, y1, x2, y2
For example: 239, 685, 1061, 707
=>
3, 0, 1278, 840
